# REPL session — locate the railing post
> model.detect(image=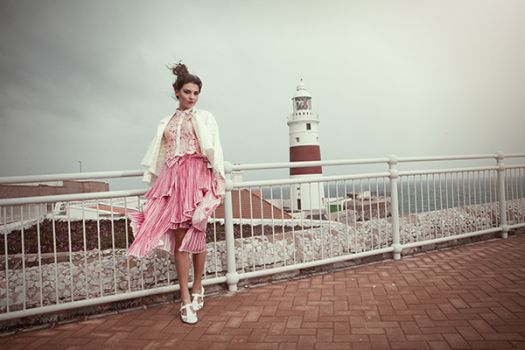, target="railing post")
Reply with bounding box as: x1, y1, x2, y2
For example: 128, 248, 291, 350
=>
389, 155, 402, 260
496, 152, 509, 239
223, 161, 239, 291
